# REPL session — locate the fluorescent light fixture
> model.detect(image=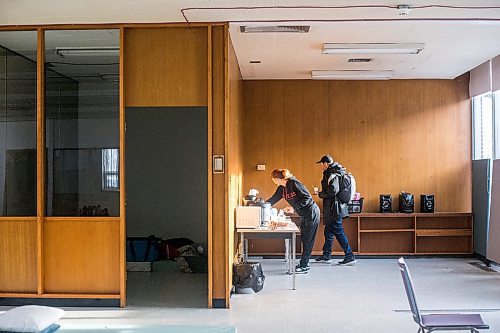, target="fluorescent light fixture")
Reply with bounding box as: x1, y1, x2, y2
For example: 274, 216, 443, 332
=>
55, 47, 119, 57
322, 43, 424, 55
100, 73, 119, 82
240, 25, 310, 33
311, 70, 393, 80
